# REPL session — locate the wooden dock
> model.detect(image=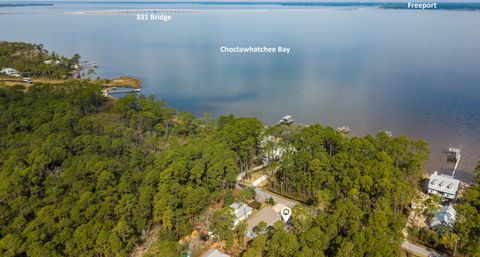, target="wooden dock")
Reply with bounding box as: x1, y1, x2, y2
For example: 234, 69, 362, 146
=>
448, 146, 461, 177
101, 88, 140, 98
